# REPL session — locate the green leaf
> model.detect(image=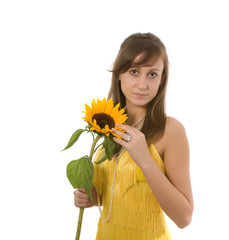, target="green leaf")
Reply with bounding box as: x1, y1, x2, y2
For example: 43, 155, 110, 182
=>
95, 151, 107, 164
103, 136, 119, 160
95, 137, 119, 164
110, 137, 119, 155
66, 156, 94, 200
103, 137, 113, 160
62, 129, 86, 151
